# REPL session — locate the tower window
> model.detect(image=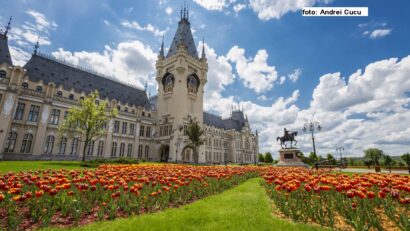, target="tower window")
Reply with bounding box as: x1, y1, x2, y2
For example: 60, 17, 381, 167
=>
36, 86, 43, 92
0, 70, 6, 80
187, 74, 199, 93
162, 73, 174, 92
68, 94, 74, 100
21, 82, 28, 89
56, 91, 62, 97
